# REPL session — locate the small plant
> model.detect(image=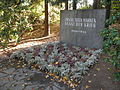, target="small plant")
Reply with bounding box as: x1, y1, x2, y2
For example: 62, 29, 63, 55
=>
10, 42, 102, 86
